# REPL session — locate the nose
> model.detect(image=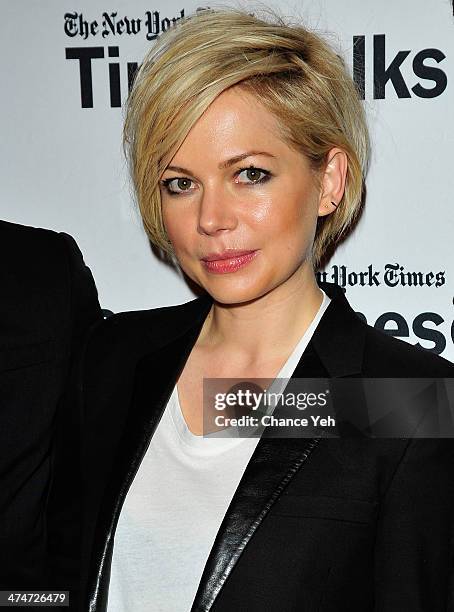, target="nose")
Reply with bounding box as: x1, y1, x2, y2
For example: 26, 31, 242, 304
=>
197, 184, 238, 236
